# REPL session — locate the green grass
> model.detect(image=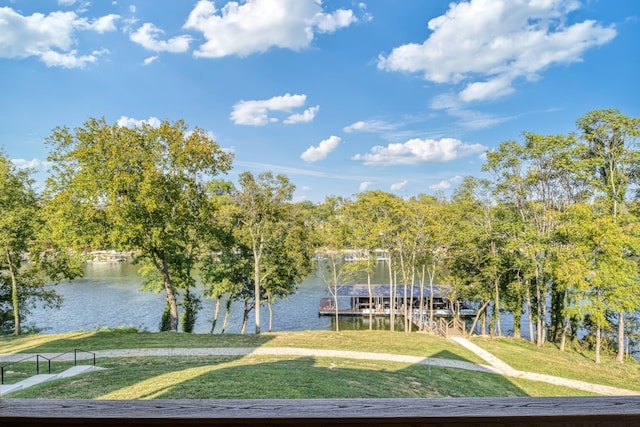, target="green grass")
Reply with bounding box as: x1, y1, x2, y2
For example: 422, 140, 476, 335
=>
470, 336, 640, 392
2, 331, 639, 399
0, 330, 485, 363
6, 355, 594, 399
